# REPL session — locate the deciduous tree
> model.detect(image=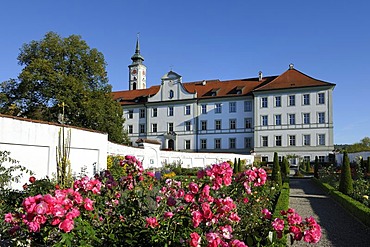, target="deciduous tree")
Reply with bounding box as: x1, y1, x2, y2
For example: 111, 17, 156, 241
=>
0, 32, 128, 144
